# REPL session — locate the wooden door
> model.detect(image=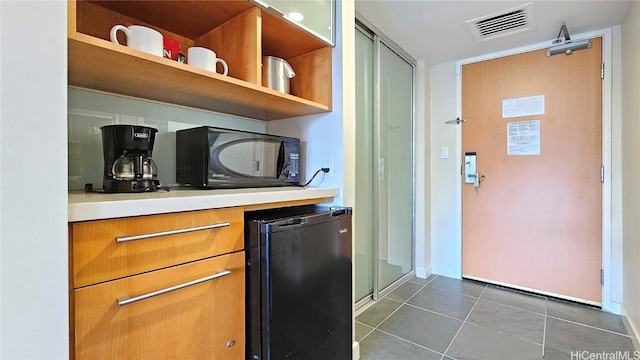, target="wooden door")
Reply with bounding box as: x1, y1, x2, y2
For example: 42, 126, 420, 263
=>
462, 37, 602, 304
